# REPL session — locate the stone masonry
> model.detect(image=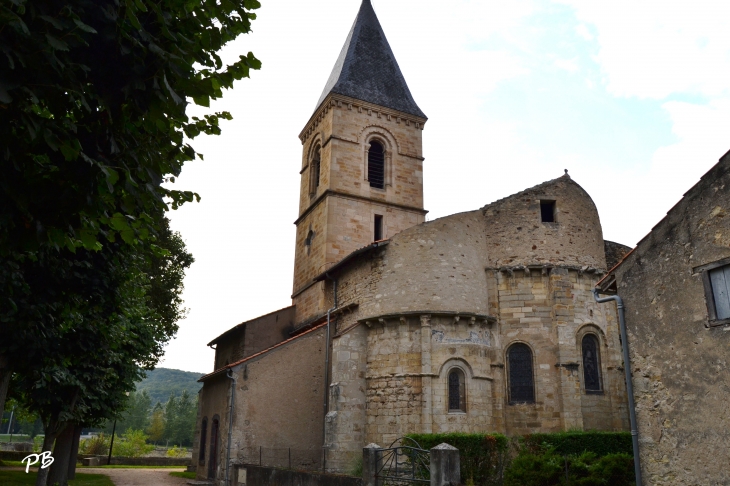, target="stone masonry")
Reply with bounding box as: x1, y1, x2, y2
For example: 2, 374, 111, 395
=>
610, 152, 730, 485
